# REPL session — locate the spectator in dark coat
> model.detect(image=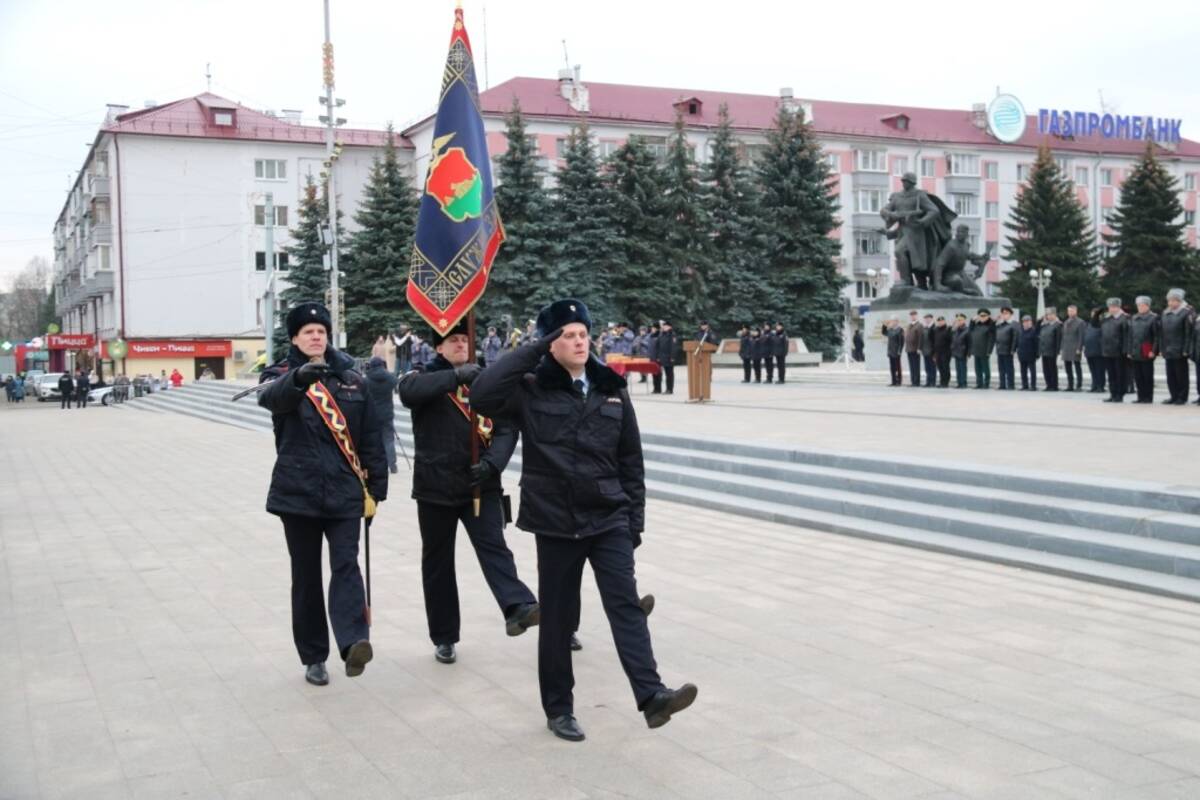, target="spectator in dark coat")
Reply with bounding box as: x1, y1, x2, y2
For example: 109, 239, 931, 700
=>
772, 322, 789, 384
904, 310, 923, 387
1084, 309, 1106, 393
993, 307, 1018, 390
1101, 298, 1132, 403
1017, 315, 1039, 390
738, 327, 753, 383
919, 314, 937, 387
74, 369, 90, 408
1130, 295, 1161, 404
749, 328, 765, 383
852, 329, 865, 362
950, 314, 970, 388
761, 323, 776, 383
884, 318, 904, 386
968, 310, 996, 389
365, 357, 399, 473
654, 322, 677, 395
931, 316, 953, 387
1061, 305, 1088, 392
1037, 307, 1064, 391
57, 373, 74, 410
1160, 289, 1194, 405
